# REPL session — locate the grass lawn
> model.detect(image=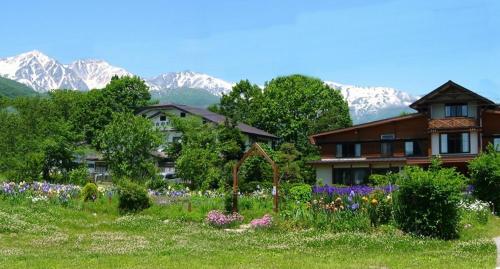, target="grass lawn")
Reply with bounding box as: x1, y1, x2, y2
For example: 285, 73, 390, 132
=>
0, 198, 498, 269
